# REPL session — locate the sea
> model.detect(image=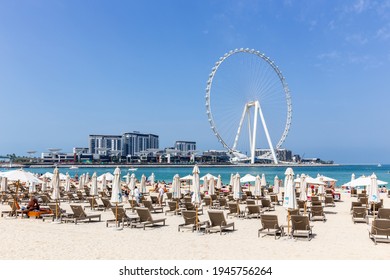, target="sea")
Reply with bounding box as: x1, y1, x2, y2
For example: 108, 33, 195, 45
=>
3, 164, 390, 188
